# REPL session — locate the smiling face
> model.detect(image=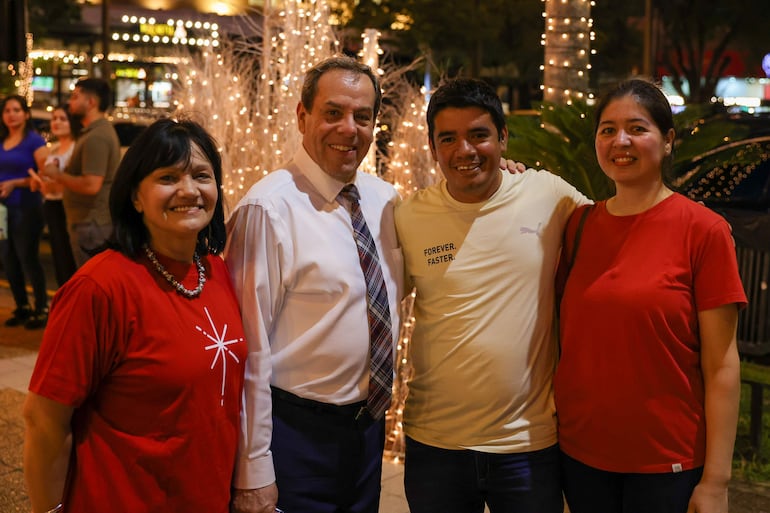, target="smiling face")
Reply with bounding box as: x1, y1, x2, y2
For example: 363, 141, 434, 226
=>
297, 69, 376, 183
132, 144, 218, 254
430, 106, 507, 203
595, 95, 674, 187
